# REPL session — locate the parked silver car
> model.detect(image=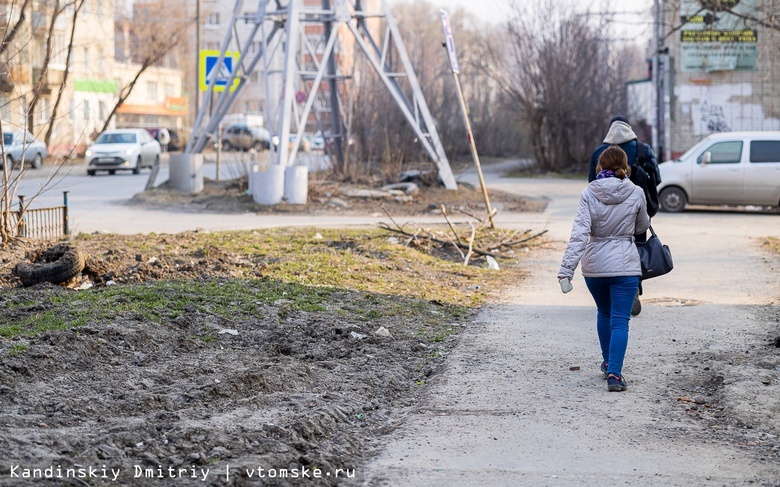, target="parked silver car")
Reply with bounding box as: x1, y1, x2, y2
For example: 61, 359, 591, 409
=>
1, 130, 47, 169
221, 124, 271, 151
657, 131, 780, 212
86, 129, 161, 176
